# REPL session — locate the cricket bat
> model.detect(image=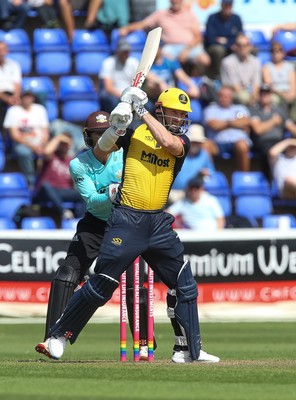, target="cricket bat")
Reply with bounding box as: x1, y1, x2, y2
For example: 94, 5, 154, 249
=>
131, 27, 162, 88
